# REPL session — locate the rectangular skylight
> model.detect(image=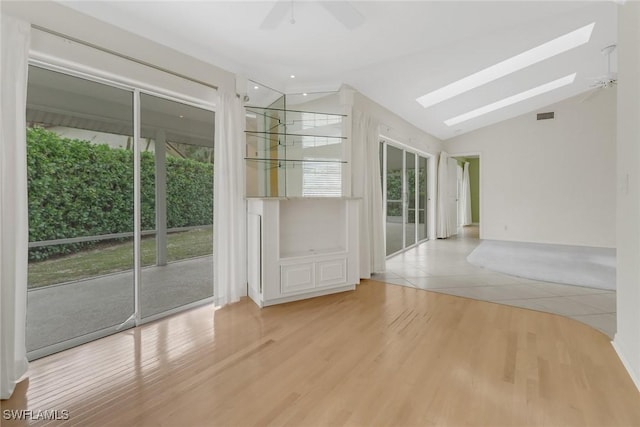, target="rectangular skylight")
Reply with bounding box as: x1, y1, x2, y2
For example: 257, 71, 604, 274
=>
416, 23, 594, 108
444, 73, 576, 126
